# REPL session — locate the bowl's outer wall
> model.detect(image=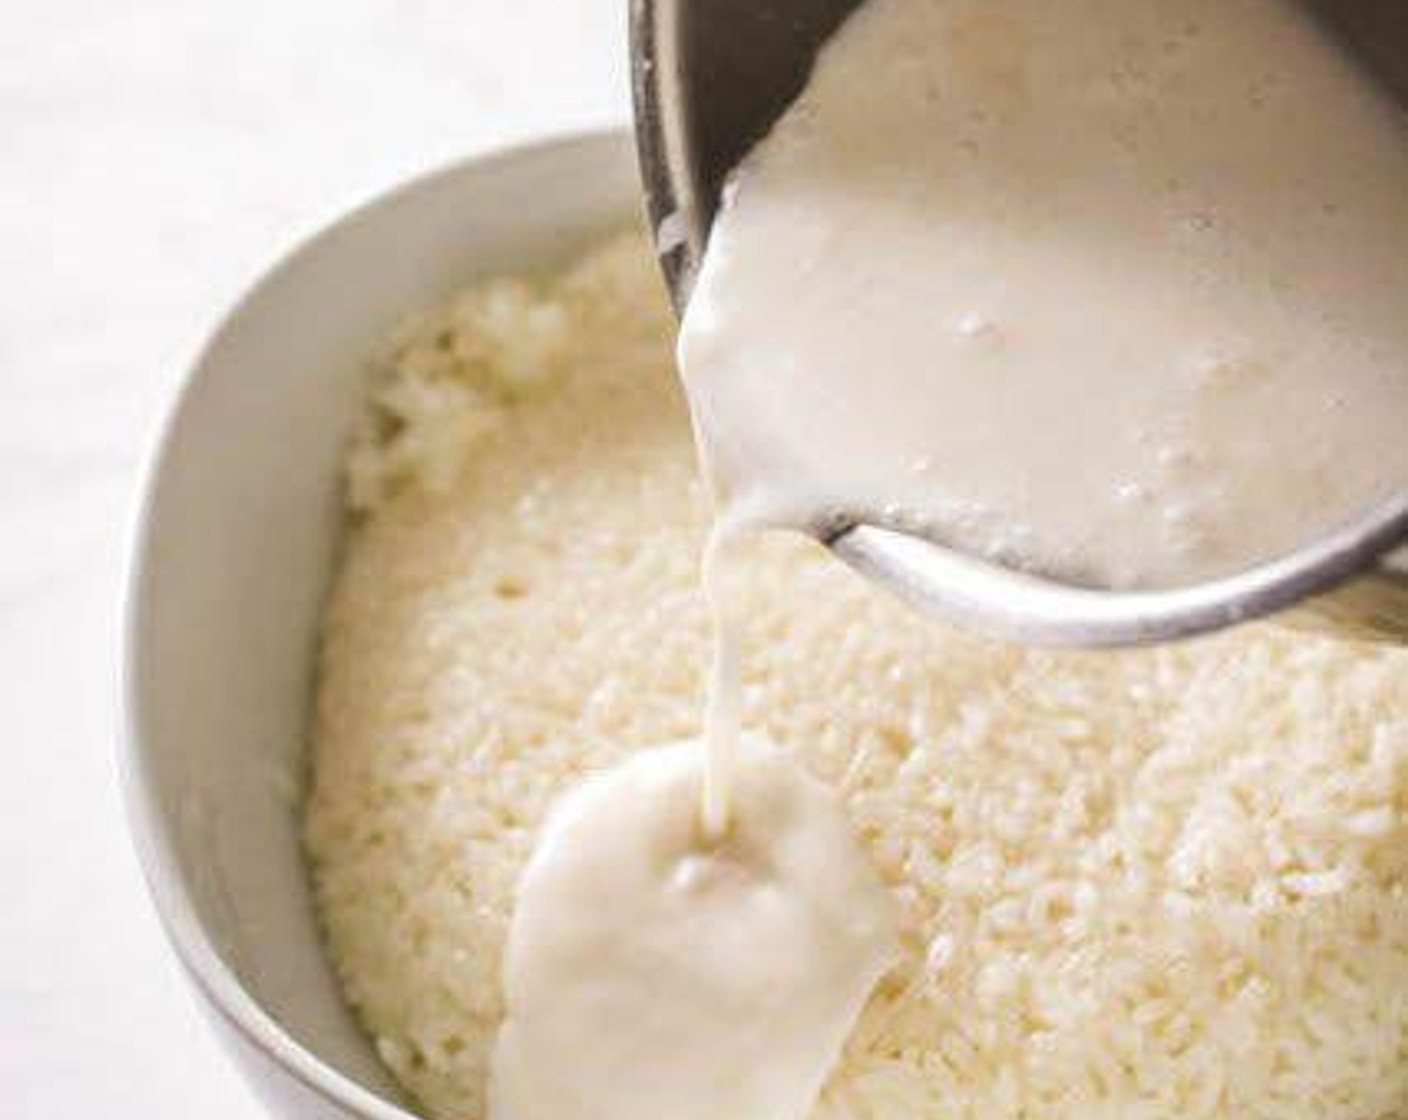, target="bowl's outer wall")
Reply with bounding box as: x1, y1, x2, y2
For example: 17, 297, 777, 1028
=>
126, 131, 643, 1119
205, 998, 374, 1120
